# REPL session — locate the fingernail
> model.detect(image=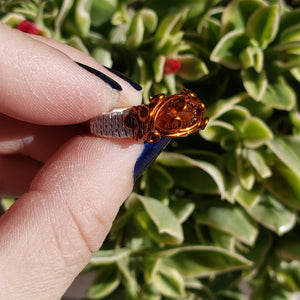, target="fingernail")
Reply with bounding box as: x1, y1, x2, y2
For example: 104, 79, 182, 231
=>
75, 62, 122, 91
0, 203, 5, 216
105, 67, 142, 91
134, 137, 171, 181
